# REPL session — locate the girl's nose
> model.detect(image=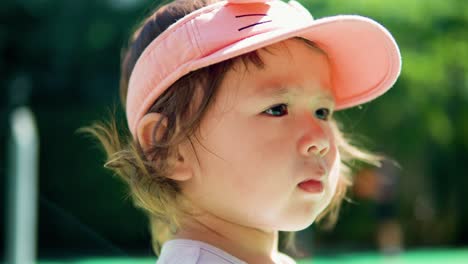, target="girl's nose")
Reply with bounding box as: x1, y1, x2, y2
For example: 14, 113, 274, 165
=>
297, 115, 330, 158
306, 144, 329, 157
